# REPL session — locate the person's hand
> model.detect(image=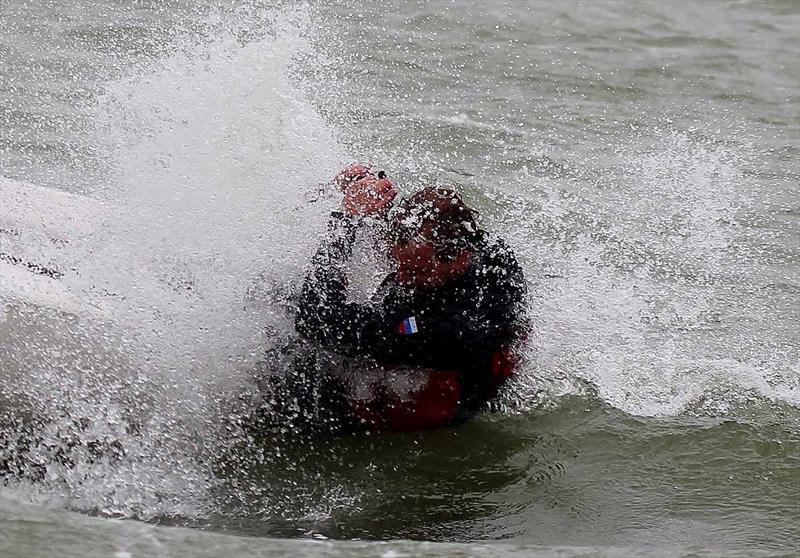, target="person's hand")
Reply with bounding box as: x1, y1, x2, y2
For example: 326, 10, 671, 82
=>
333, 163, 372, 192
343, 177, 397, 217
